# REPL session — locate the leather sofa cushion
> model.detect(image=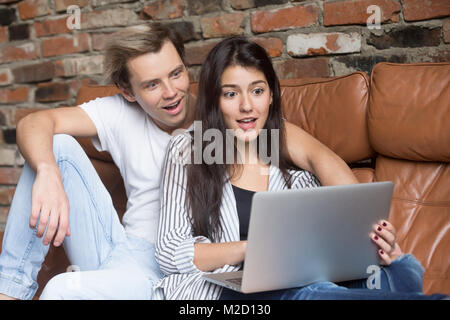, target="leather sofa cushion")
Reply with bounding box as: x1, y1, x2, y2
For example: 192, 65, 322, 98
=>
280, 73, 374, 164
374, 155, 450, 295
369, 62, 450, 162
